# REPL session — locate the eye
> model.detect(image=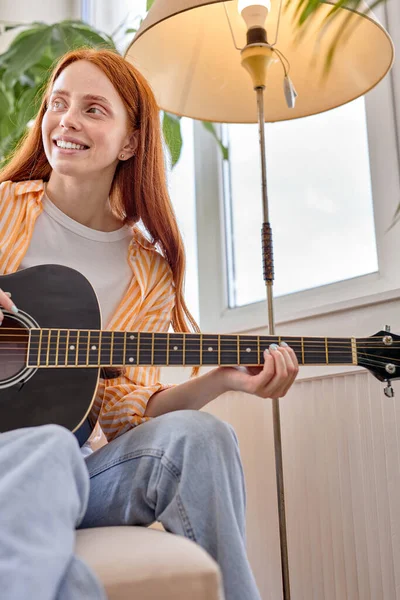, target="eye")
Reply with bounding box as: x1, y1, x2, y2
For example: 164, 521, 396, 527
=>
49, 99, 65, 111
87, 106, 105, 115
